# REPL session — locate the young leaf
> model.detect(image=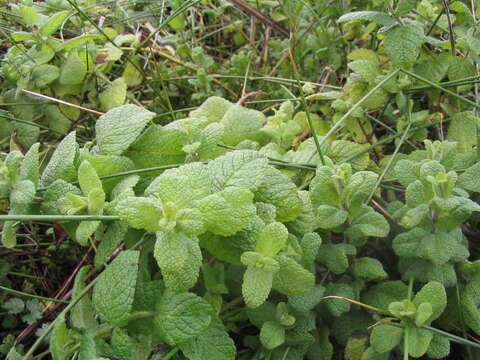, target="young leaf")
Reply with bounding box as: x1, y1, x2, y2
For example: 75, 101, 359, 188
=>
96, 104, 155, 155
254, 167, 303, 222
241, 252, 279, 308
19, 143, 39, 186
154, 231, 202, 293
78, 160, 103, 196
92, 250, 139, 326
154, 292, 214, 345
114, 197, 163, 232
220, 105, 265, 146
189, 96, 233, 123
316, 205, 348, 229
195, 187, 256, 236
255, 222, 289, 258
412, 281, 446, 323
